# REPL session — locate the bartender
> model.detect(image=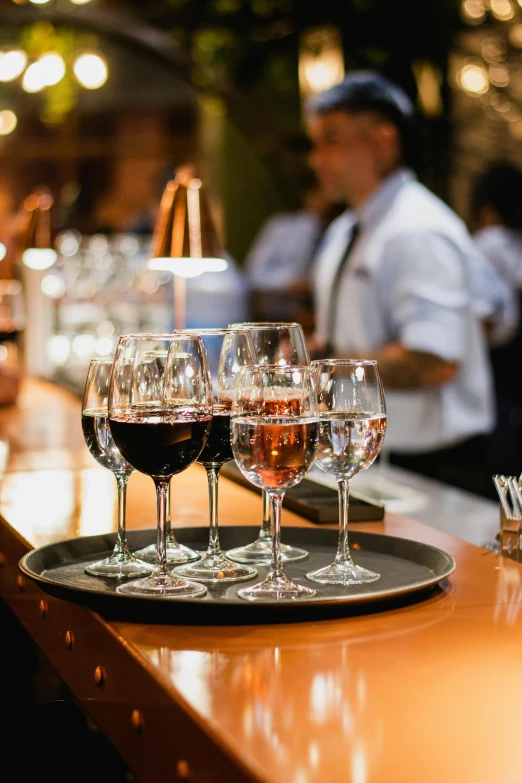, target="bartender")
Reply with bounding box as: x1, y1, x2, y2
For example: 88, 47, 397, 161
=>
306, 70, 503, 497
